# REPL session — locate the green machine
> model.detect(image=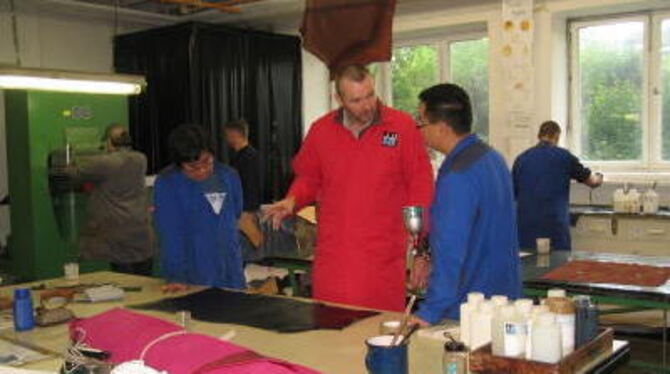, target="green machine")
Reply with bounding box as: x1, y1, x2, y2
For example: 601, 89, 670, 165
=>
3, 68, 144, 280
